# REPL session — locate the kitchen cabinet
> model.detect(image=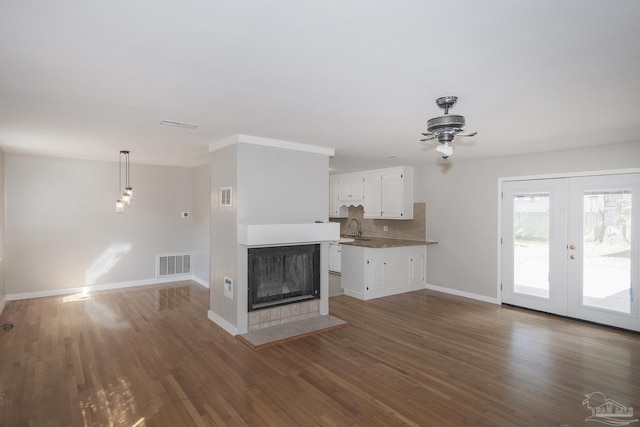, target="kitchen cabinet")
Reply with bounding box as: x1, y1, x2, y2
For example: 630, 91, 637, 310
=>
341, 244, 426, 300
337, 174, 365, 203
408, 251, 425, 284
362, 173, 381, 217
331, 166, 413, 218
329, 243, 342, 273
329, 176, 348, 218
362, 166, 414, 219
